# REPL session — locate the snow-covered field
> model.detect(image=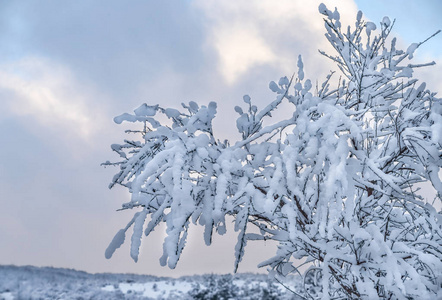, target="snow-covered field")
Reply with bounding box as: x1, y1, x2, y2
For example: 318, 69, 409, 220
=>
0, 265, 303, 299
